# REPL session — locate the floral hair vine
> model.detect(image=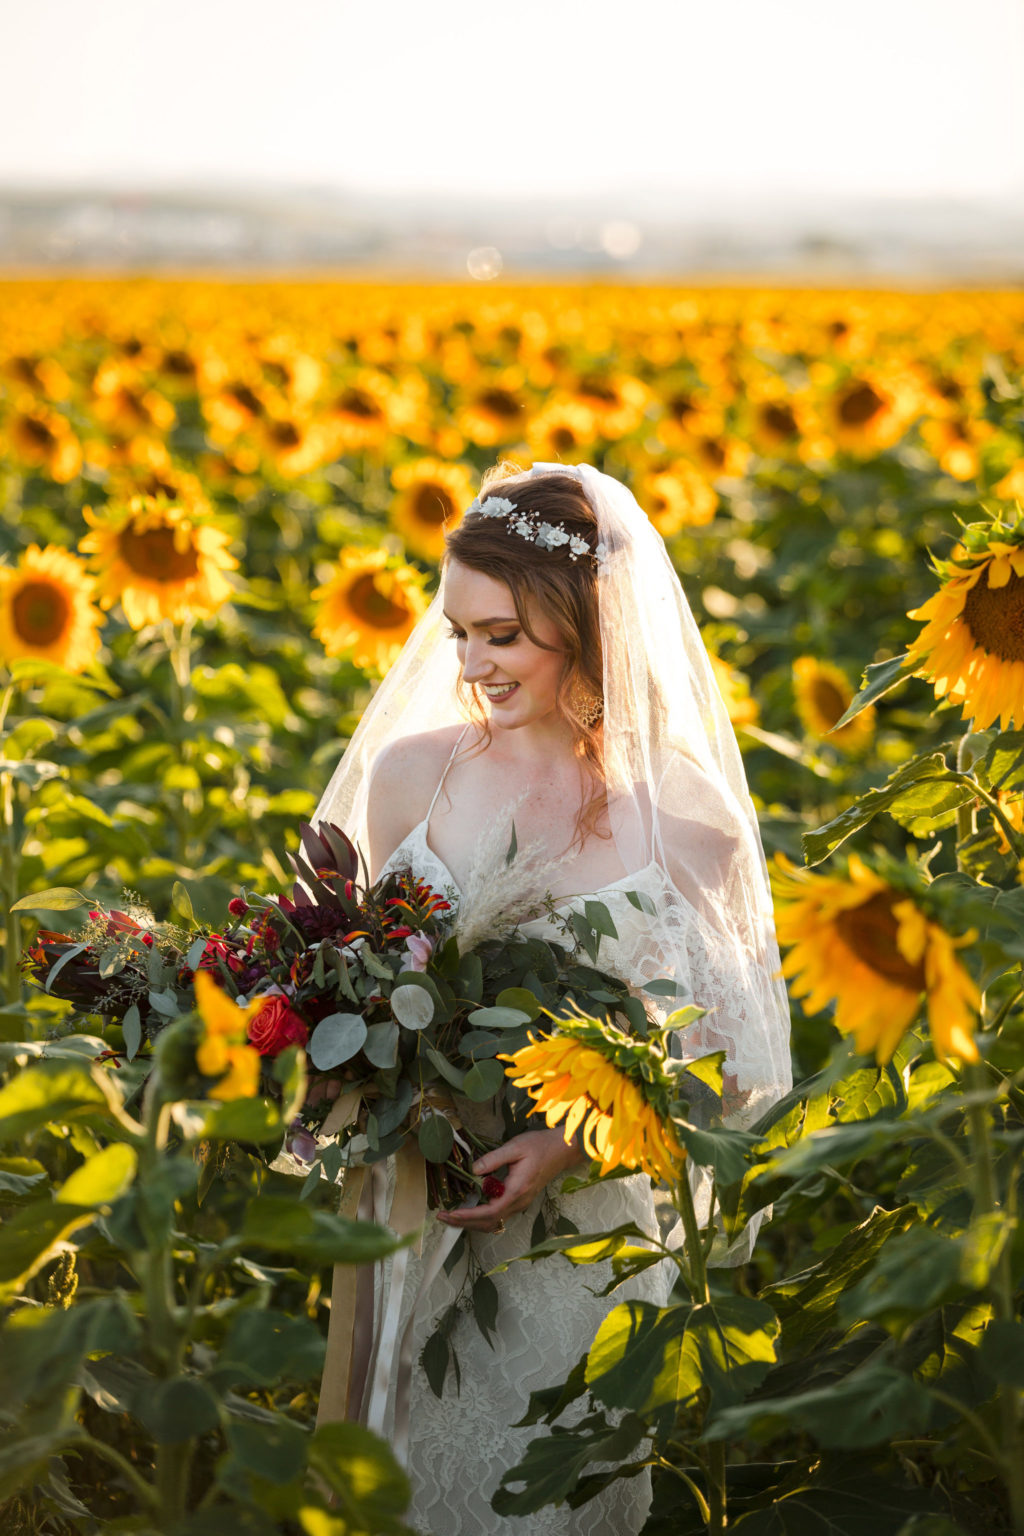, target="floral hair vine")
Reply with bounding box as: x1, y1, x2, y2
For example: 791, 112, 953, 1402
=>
465, 494, 608, 566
